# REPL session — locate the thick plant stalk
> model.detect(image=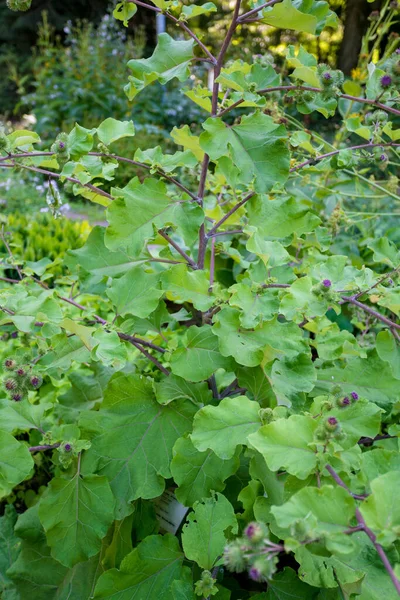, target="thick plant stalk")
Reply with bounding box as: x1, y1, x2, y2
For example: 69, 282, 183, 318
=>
196, 0, 242, 269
